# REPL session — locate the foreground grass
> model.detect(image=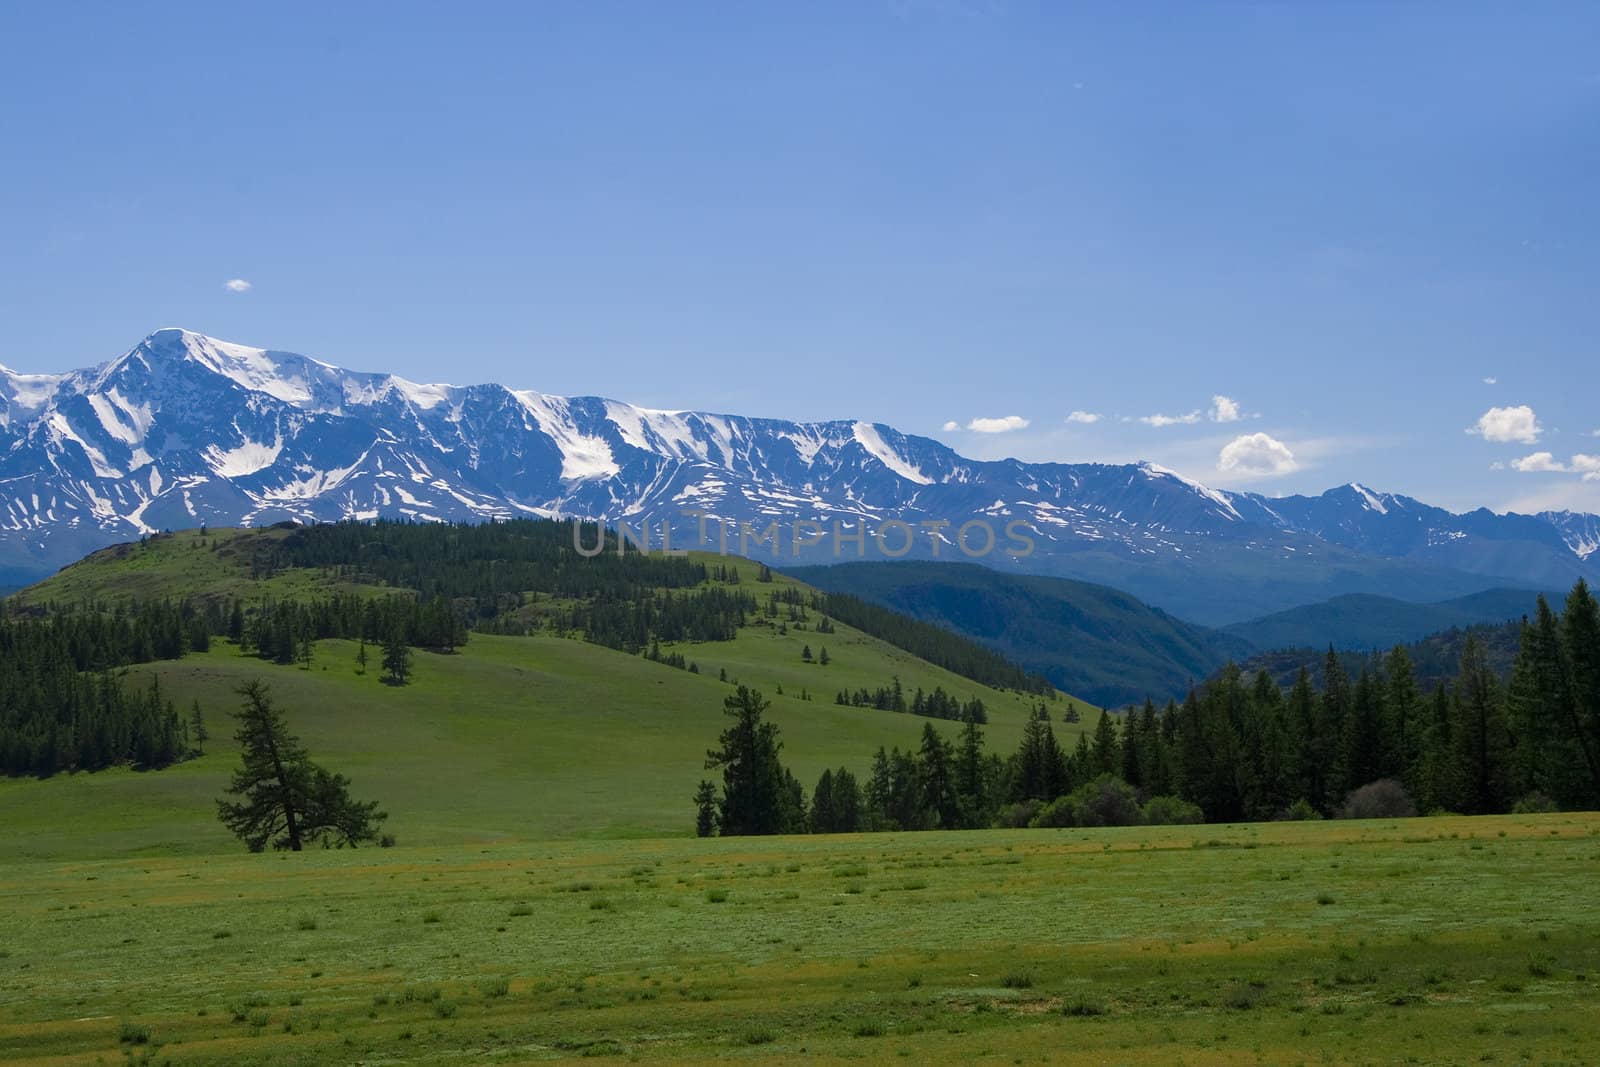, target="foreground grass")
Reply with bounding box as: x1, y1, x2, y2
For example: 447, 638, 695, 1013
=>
2, 815, 1597, 1064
